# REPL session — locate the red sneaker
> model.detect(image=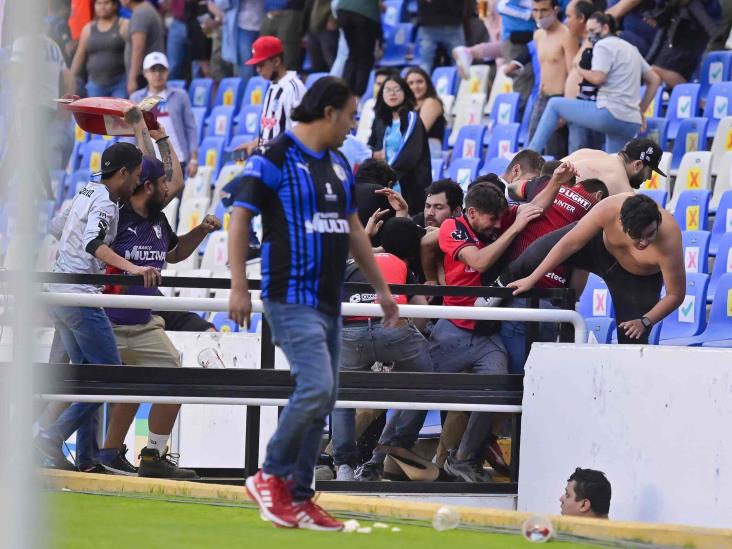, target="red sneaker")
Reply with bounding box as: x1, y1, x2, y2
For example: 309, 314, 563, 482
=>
292, 500, 344, 531
245, 470, 299, 528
